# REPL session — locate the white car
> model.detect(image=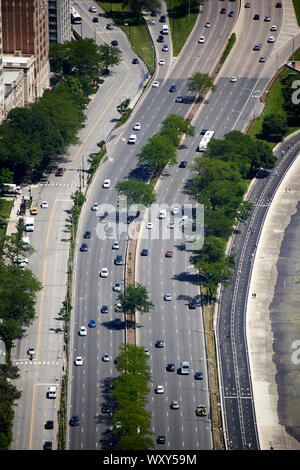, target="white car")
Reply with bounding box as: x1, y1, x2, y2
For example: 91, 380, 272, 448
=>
171, 400, 180, 409
79, 326, 87, 336
146, 222, 153, 229
168, 221, 175, 229
171, 206, 180, 215
144, 348, 150, 356
74, 356, 83, 366
133, 122, 141, 130
264, 15, 271, 22
102, 353, 110, 362
28, 347, 35, 356
205, 22, 211, 28
152, 81, 159, 87
91, 202, 99, 211
155, 385, 164, 394
270, 25, 277, 31
198, 36, 205, 43
230, 76, 238, 83
102, 179, 111, 188
159, 59, 165, 65
128, 134, 137, 144
268, 36, 275, 43
164, 293, 172, 301
100, 267, 108, 277
162, 44, 169, 52
112, 241, 120, 250
89, 6, 96, 13
113, 282, 122, 292
41, 201, 48, 208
